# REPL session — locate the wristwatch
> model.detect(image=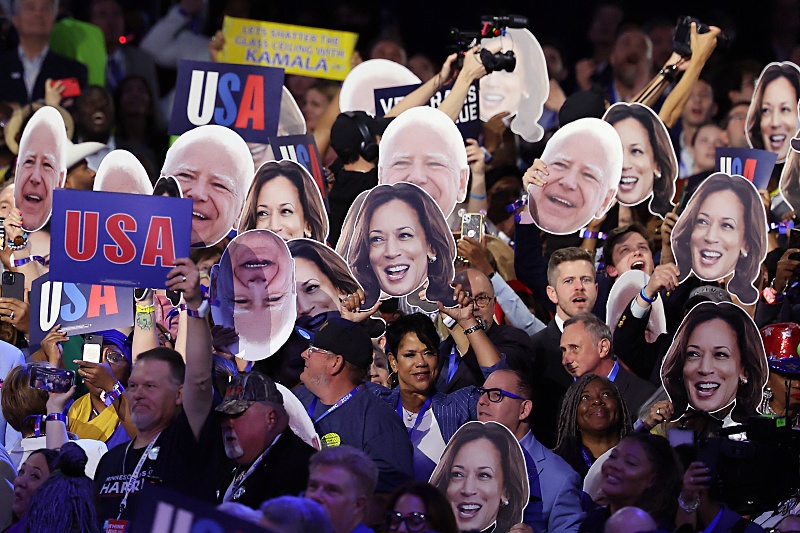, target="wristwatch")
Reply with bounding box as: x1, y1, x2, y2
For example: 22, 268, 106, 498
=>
463, 322, 485, 336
